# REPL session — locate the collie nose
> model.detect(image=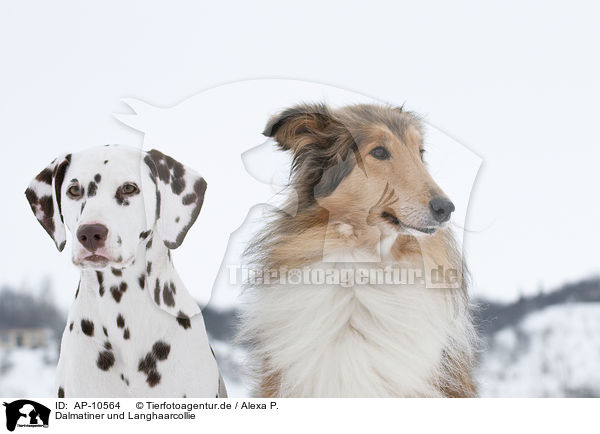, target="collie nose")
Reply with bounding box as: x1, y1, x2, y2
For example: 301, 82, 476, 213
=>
77, 224, 108, 251
429, 197, 455, 223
